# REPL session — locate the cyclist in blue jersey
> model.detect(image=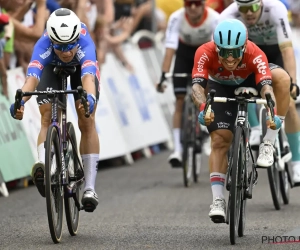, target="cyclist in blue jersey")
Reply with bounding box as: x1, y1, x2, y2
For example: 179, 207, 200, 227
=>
9, 8, 100, 212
